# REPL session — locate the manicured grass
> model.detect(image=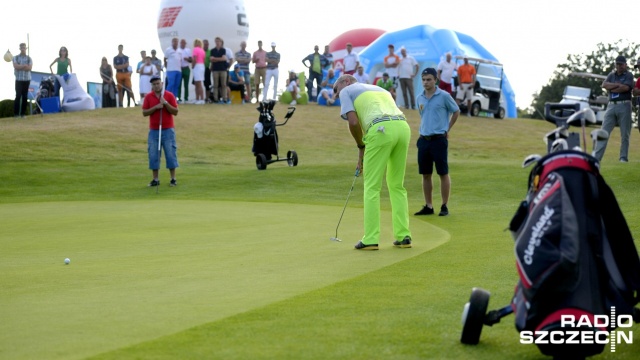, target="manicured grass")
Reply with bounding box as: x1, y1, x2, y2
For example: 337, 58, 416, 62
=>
1, 104, 638, 359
